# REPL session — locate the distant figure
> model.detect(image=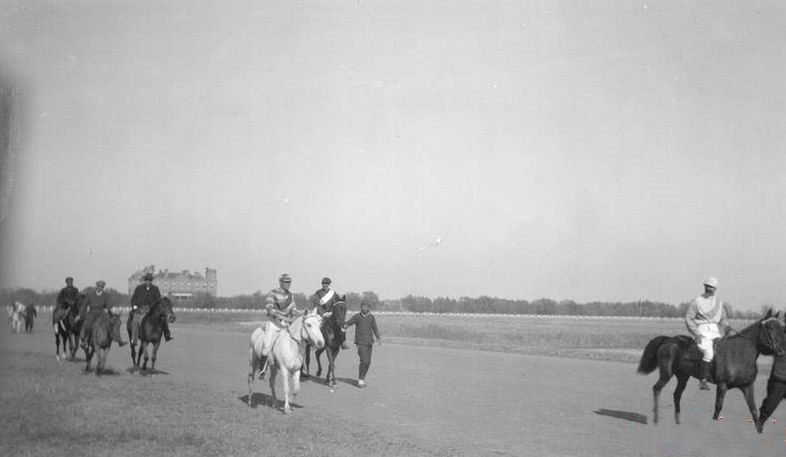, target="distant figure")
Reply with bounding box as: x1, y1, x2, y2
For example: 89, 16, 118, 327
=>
343, 301, 381, 387
257, 273, 301, 379
311, 276, 349, 349
23, 303, 37, 333
53, 276, 79, 326
130, 272, 171, 341
79, 280, 115, 348
684, 276, 729, 390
